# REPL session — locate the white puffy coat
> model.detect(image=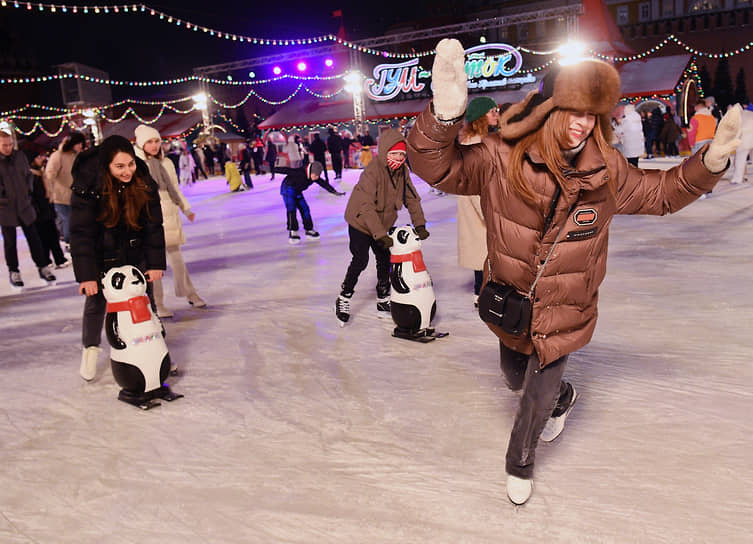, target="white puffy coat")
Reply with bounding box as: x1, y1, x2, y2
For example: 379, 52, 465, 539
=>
616, 104, 645, 159
134, 147, 191, 247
